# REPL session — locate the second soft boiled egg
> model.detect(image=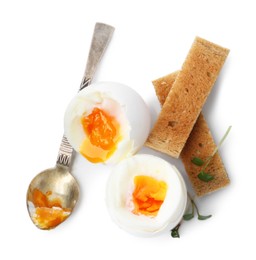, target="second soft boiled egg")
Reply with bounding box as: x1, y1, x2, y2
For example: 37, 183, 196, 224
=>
64, 82, 151, 164
105, 154, 187, 236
